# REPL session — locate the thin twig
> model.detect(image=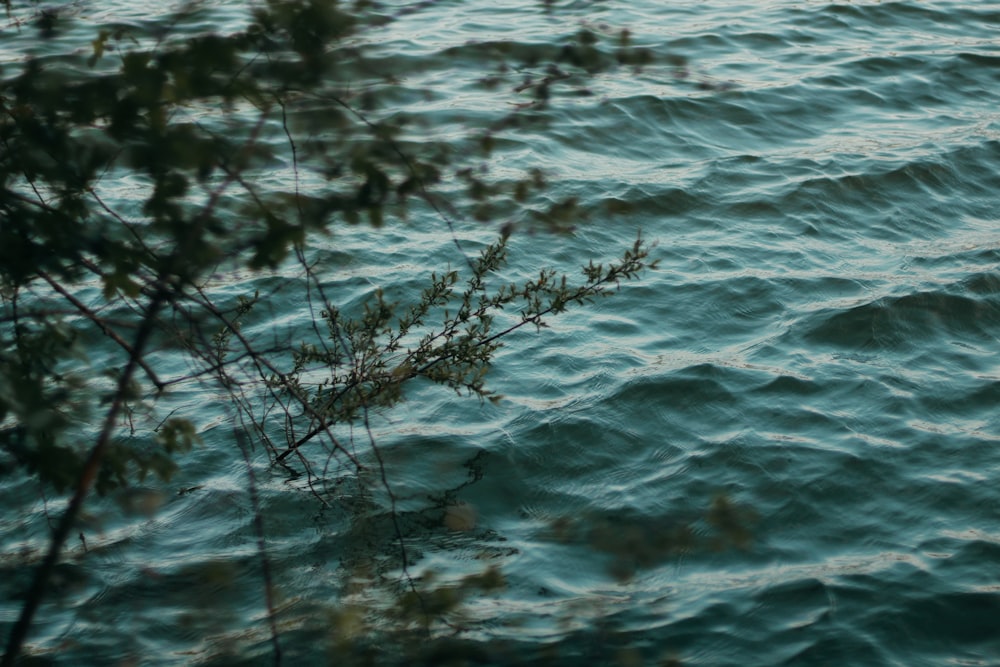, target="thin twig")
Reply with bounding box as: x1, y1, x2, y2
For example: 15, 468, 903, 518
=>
37, 270, 165, 392
234, 423, 282, 667
361, 405, 430, 631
